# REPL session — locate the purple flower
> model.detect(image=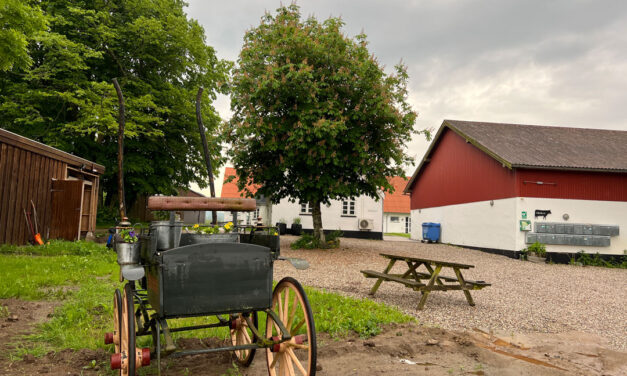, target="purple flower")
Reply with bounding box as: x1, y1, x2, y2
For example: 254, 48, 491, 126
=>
129, 231, 136, 238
